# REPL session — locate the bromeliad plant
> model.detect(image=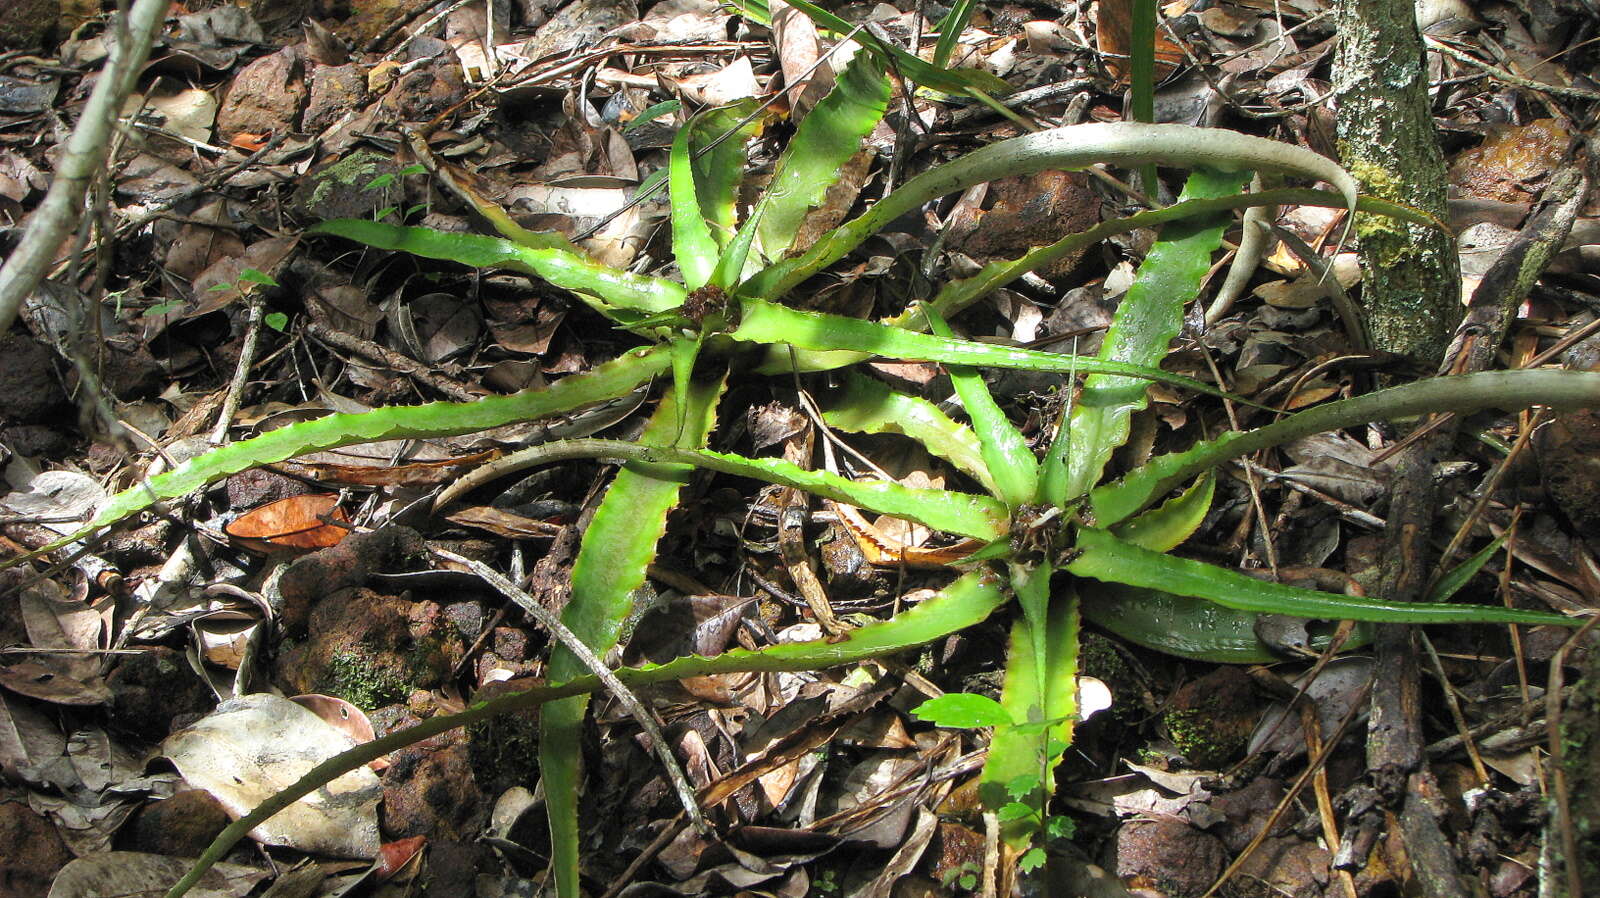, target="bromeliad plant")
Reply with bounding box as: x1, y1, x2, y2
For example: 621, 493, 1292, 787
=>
9, 42, 1593, 898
